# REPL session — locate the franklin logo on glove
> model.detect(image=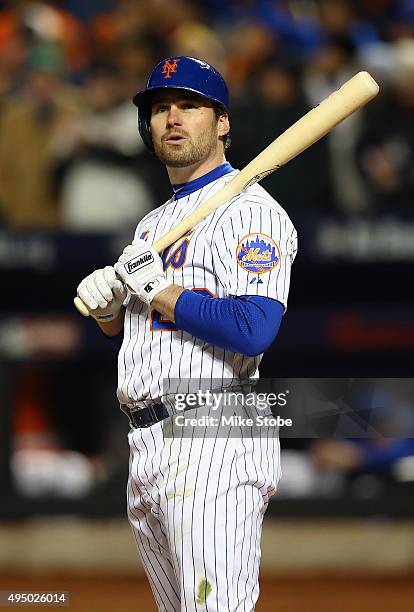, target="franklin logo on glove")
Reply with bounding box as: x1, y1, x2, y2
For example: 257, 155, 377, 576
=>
125, 252, 154, 273
113, 239, 172, 305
